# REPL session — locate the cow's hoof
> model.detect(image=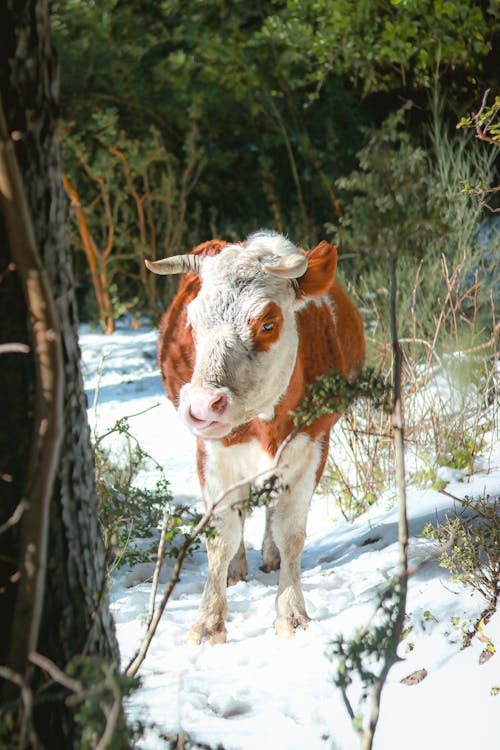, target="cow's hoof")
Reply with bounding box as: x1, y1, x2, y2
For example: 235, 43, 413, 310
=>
208, 628, 227, 645
275, 612, 310, 639
260, 559, 280, 573
228, 574, 246, 586
187, 628, 202, 646
187, 621, 227, 646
